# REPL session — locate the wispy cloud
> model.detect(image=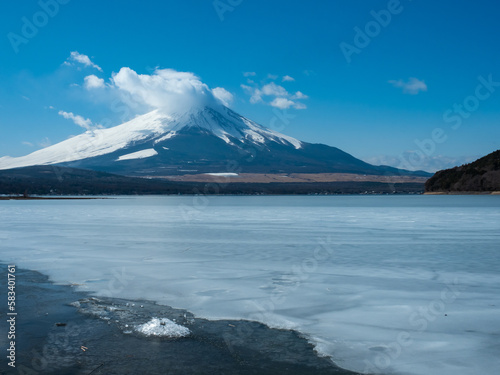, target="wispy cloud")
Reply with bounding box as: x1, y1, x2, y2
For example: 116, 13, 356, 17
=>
270, 98, 296, 110
212, 87, 234, 107
389, 77, 427, 95
65, 51, 102, 71
270, 97, 306, 110
241, 81, 308, 110
262, 82, 288, 97
38, 137, 51, 148
292, 91, 308, 100
241, 82, 289, 104
22, 141, 34, 147
243, 71, 256, 77
282, 75, 295, 82
241, 84, 262, 104
58, 110, 100, 131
